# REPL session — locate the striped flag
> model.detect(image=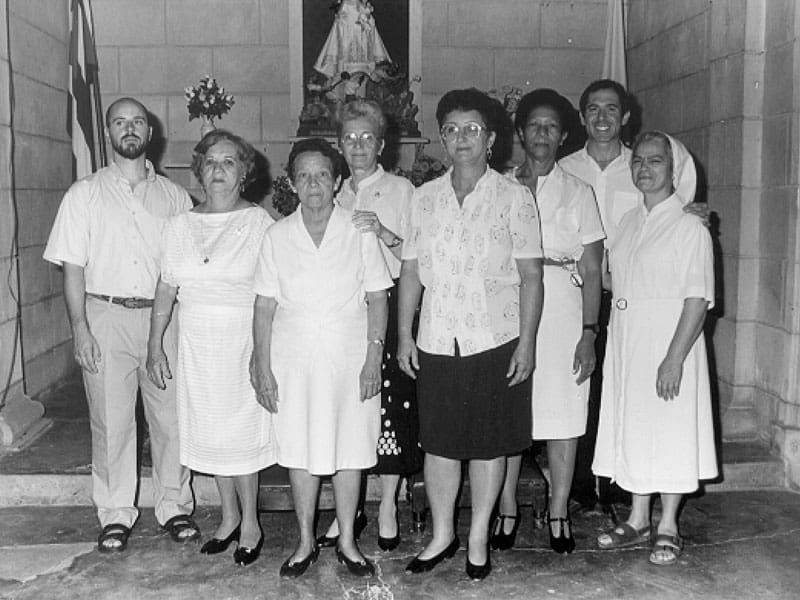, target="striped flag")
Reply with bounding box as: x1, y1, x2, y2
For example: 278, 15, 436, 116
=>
68, 0, 106, 180
602, 0, 627, 88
